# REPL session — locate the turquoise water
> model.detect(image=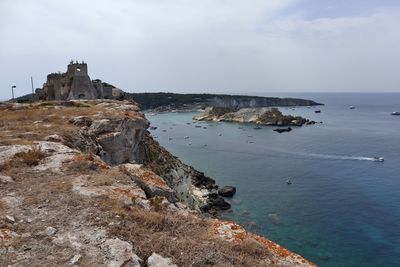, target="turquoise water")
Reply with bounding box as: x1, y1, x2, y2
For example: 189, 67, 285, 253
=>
147, 93, 400, 267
